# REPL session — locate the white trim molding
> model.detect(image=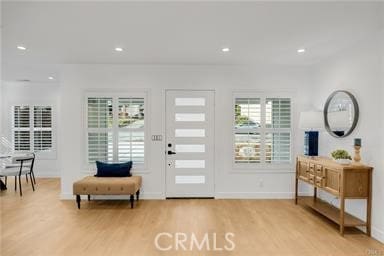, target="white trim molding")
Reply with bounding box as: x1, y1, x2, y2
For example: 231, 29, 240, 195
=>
215, 191, 312, 199
60, 192, 165, 200
372, 226, 384, 244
